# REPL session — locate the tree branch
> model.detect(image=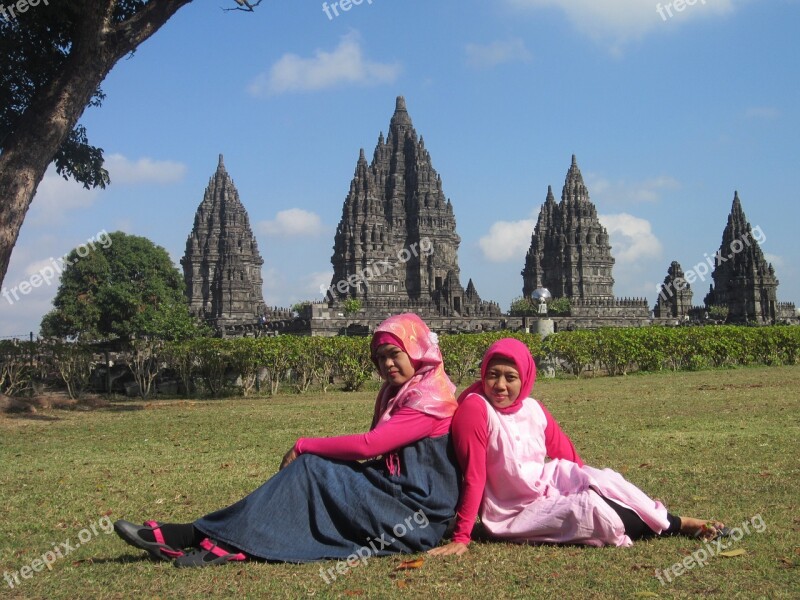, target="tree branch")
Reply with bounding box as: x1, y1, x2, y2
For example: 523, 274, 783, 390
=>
224, 0, 264, 13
